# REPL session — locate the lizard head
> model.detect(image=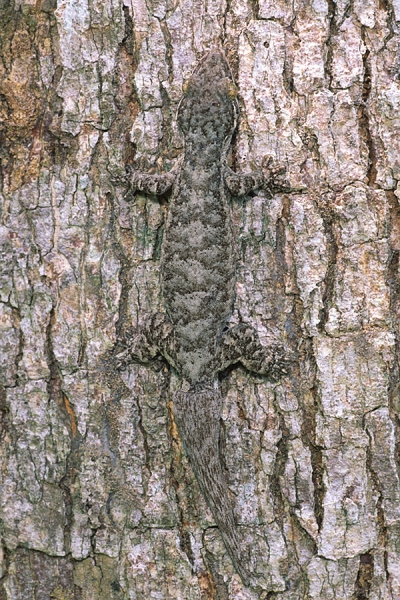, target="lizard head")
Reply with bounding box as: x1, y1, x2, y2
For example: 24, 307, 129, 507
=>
177, 50, 238, 149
